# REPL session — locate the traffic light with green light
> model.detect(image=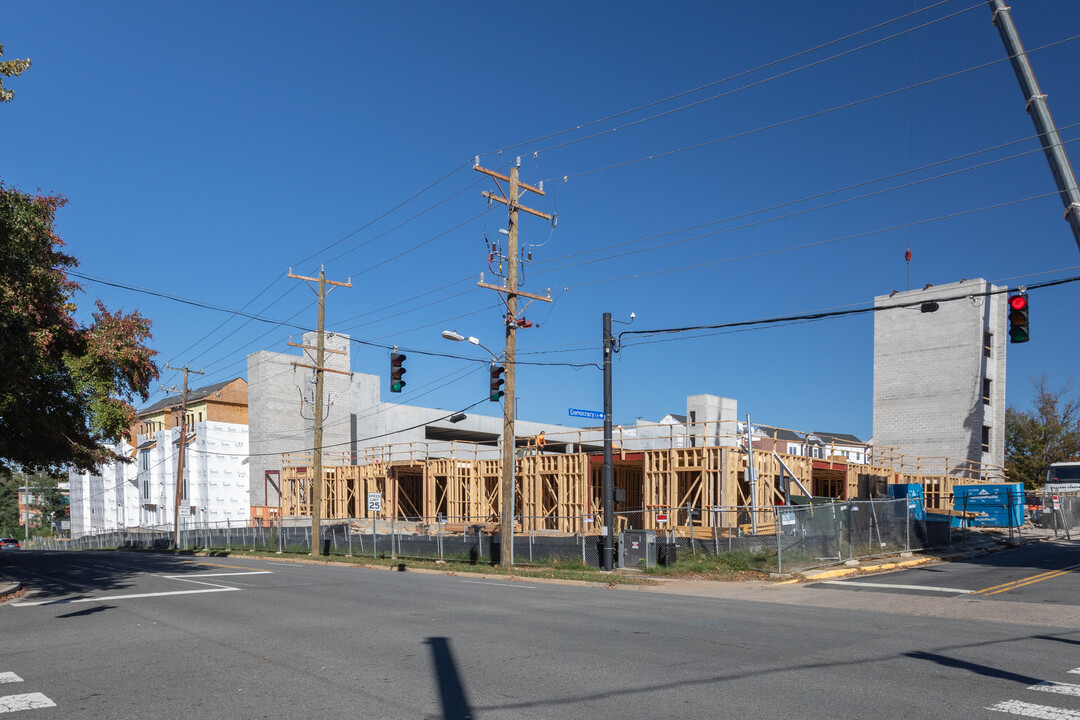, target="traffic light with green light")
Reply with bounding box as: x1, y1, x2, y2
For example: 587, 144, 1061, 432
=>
489, 363, 505, 402
1007, 293, 1029, 344
390, 351, 407, 392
